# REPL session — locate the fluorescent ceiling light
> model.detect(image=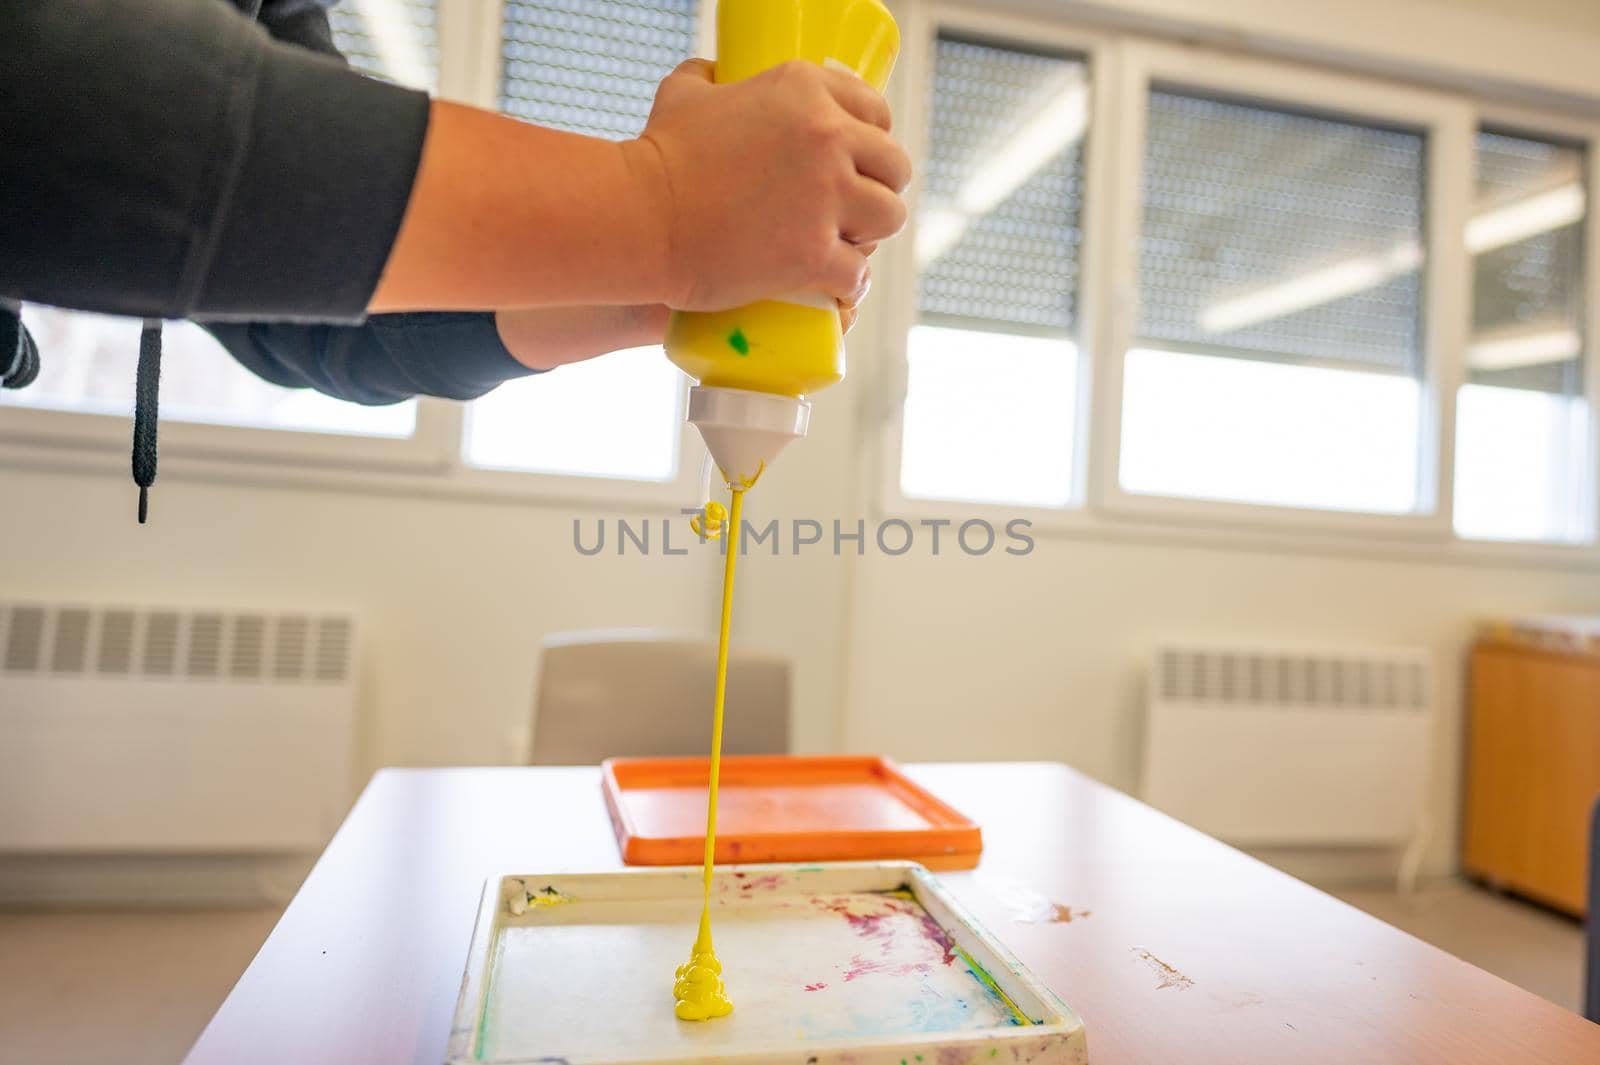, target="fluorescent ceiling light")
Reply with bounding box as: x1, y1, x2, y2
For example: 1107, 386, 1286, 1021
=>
1467, 325, 1582, 371
1200, 243, 1422, 334
915, 208, 969, 266
1465, 182, 1586, 254
1200, 181, 1586, 334
916, 74, 1088, 266
354, 0, 431, 89
958, 79, 1088, 215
